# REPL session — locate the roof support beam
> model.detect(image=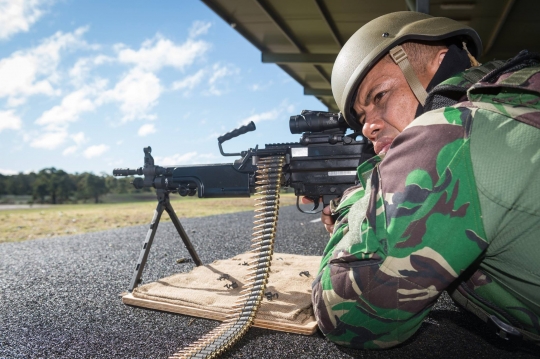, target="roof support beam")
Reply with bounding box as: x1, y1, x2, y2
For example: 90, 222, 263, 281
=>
262, 53, 336, 64
484, 0, 516, 56
405, 0, 430, 14
201, 0, 265, 52
254, 0, 306, 52
416, 0, 430, 14
313, 0, 344, 47
304, 88, 333, 96
254, 0, 331, 84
